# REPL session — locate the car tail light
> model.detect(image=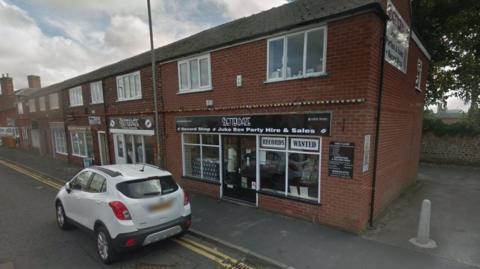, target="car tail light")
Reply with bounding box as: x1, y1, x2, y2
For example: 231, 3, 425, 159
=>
109, 201, 131, 220
183, 190, 190, 206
